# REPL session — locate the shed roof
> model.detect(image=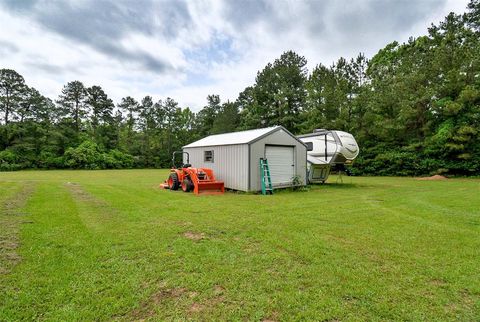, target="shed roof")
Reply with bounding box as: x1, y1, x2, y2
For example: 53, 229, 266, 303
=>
184, 126, 284, 148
